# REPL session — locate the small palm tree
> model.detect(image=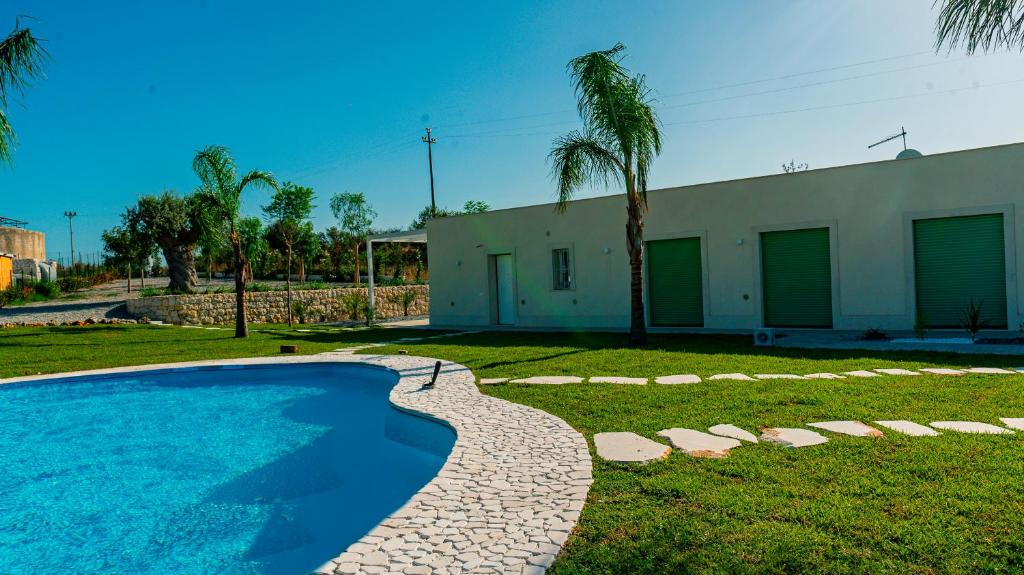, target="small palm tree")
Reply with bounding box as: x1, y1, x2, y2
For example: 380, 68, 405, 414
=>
193, 145, 278, 338
0, 20, 48, 163
550, 43, 661, 346
935, 0, 1024, 53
